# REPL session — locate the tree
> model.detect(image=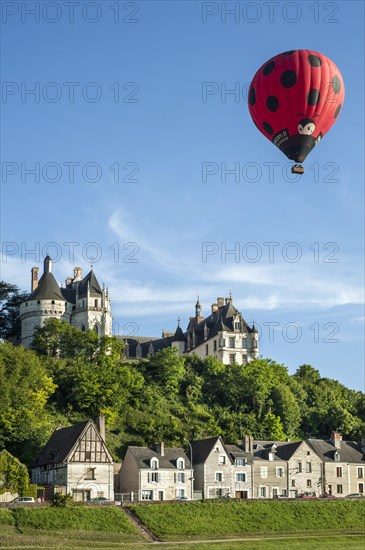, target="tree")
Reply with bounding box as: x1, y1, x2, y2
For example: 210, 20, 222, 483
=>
0, 282, 28, 341
0, 342, 56, 464
0, 449, 30, 496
